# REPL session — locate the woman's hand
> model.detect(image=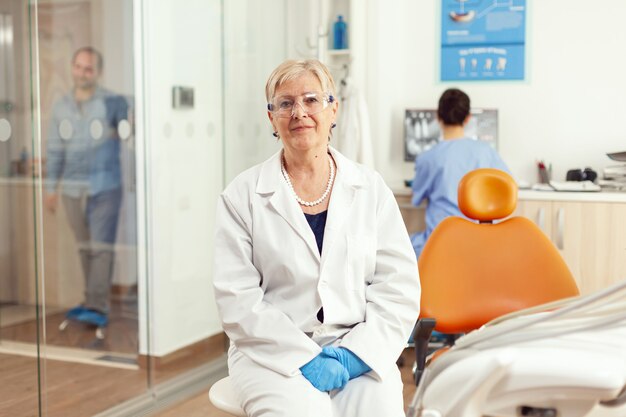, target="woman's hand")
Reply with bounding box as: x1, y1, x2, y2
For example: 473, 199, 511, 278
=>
300, 354, 349, 392
321, 346, 372, 380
